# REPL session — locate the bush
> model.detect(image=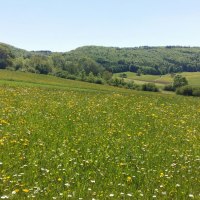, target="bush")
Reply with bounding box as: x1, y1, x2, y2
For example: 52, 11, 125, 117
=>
176, 85, 200, 97
173, 74, 188, 89
176, 85, 193, 96
67, 74, 77, 80
192, 88, 200, 97
94, 78, 104, 84
125, 81, 135, 89
119, 73, 127, 78
55, 71, 69, 79
141, 83, 159, 92
164, 84, 175, 91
